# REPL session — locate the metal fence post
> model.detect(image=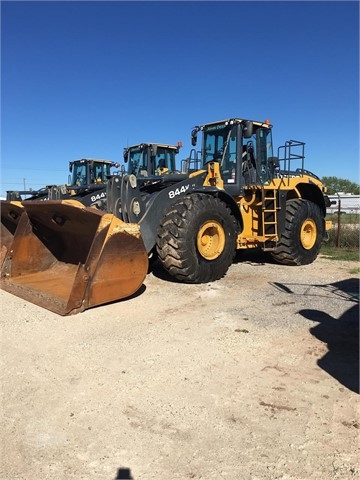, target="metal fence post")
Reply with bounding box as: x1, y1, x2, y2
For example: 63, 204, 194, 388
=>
336, 194, 341, 248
